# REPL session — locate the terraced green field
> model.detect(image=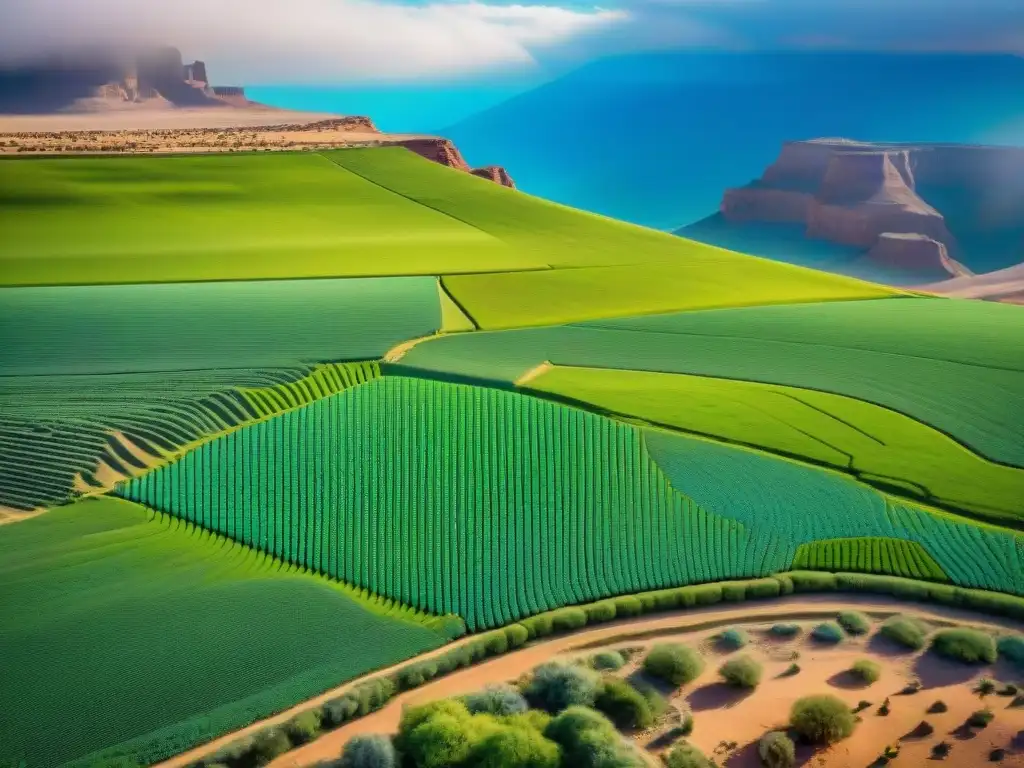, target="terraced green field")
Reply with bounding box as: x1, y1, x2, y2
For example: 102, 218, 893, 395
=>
0, 497, 454, 768
0, 363, 378, 511
119, 376, 787, 631
792, 538, 949, 581
522, 365, 1024, 520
